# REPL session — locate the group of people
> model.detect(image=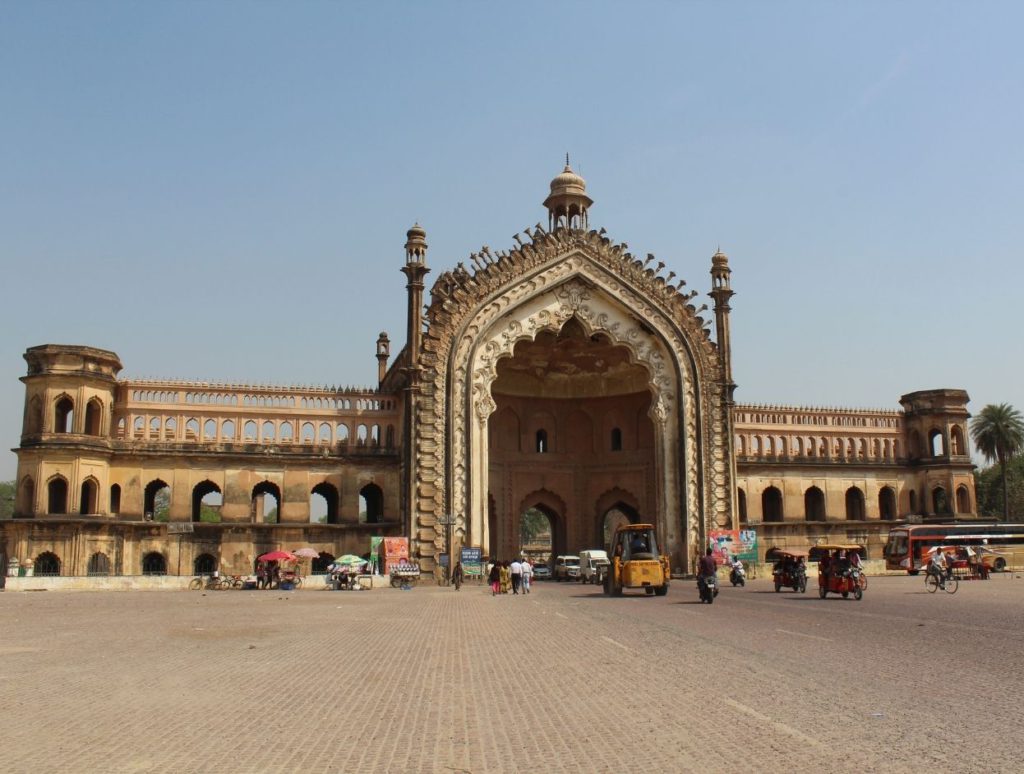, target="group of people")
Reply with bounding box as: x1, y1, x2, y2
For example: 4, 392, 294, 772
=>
255, 561, 281, 589
487, 558, 534, 595
819, 550, 860, 578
